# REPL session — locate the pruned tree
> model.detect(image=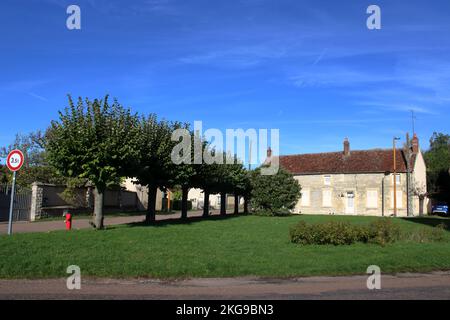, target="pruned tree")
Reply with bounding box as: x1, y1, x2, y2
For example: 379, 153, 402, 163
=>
45, 95, 140, 229
193, 159, 221, 217
169, 127, 199, 220
232, 165, 252, 214
250, 166, 301, 216
133, 116, 184, 223
424, 132, 450, 203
